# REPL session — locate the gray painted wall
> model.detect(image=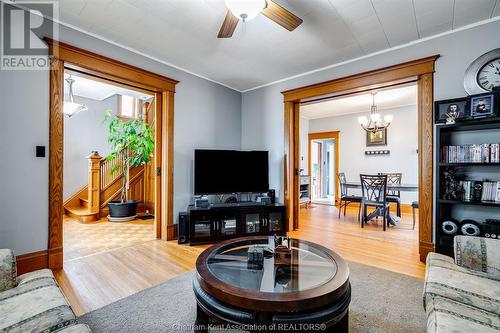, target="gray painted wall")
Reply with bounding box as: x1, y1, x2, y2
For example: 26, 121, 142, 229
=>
63, 95, 116, 201
241, 20, 500, 204
0, 10, 241, 255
